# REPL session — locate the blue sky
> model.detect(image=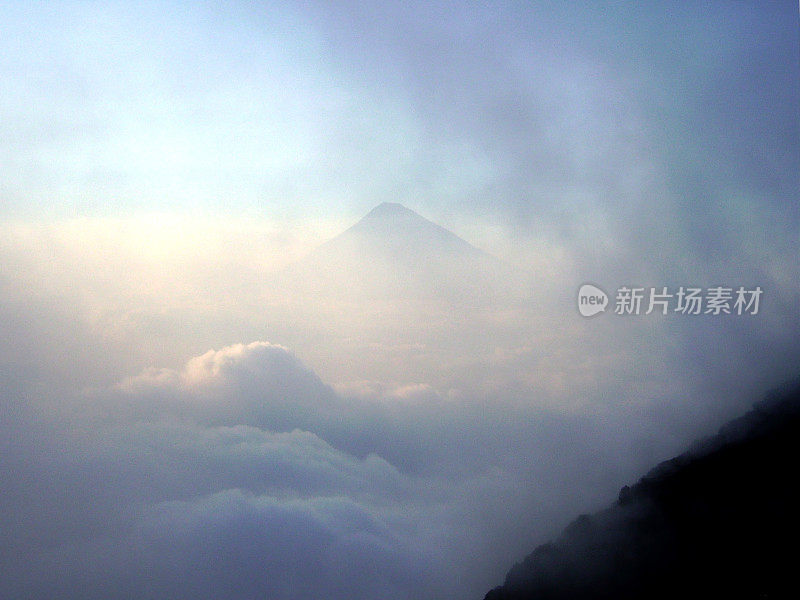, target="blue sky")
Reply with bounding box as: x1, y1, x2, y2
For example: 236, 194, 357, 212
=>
3, 1, 796, 228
